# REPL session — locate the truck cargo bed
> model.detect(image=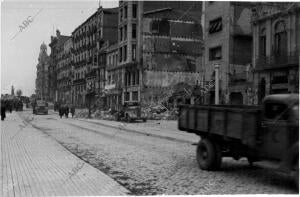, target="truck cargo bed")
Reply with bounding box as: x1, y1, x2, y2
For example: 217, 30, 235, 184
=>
178, 104, 261, 147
